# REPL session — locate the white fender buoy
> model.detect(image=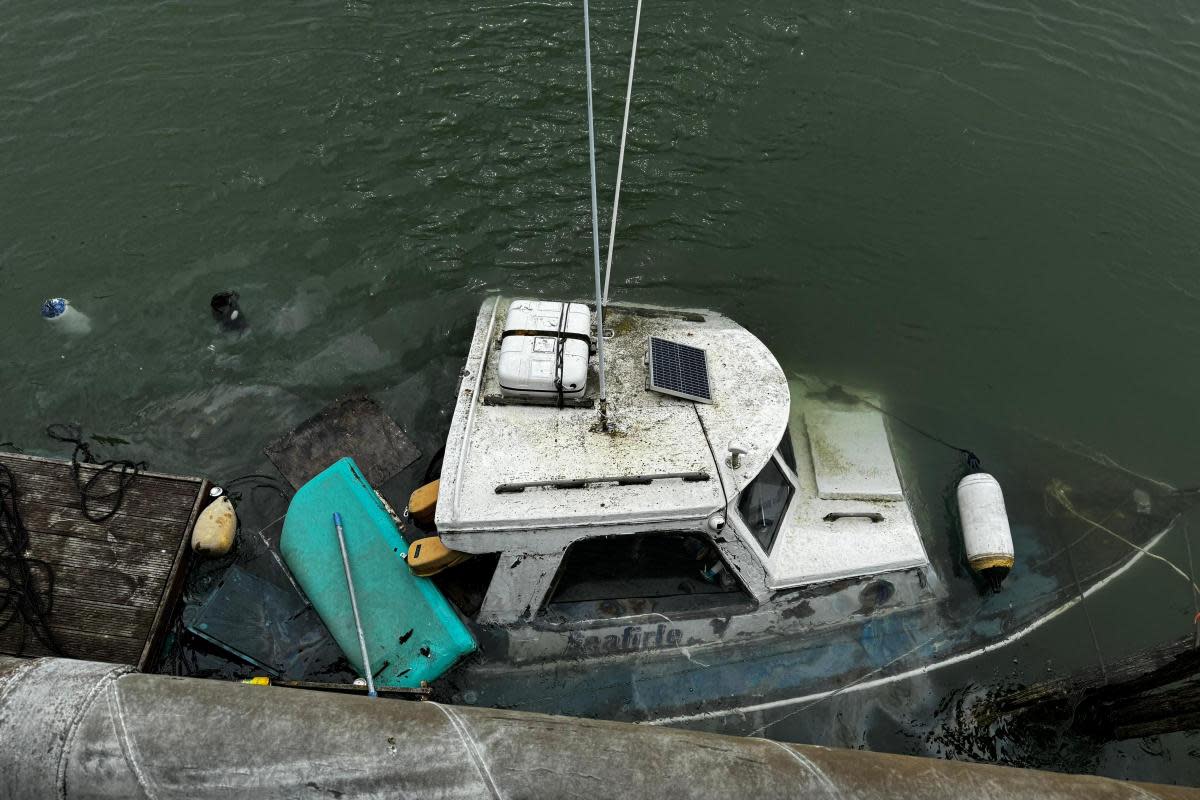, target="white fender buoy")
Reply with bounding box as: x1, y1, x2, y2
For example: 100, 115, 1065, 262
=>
957, 472, 1014, 592
192, 496, 237, 557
